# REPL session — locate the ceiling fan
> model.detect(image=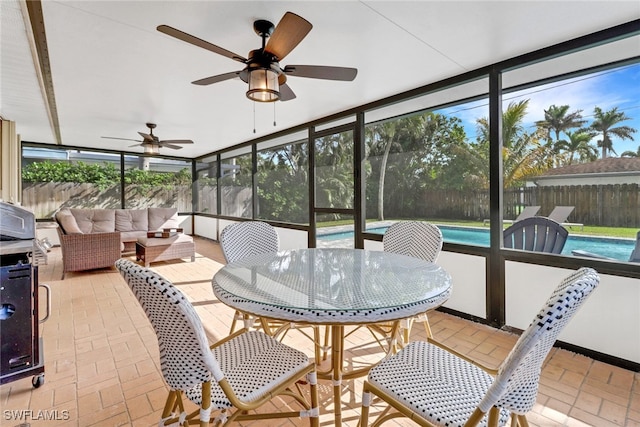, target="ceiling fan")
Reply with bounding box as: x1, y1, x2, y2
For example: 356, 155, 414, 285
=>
157, 11, 357, 102
101, 123, 194, 154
